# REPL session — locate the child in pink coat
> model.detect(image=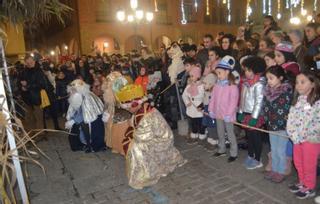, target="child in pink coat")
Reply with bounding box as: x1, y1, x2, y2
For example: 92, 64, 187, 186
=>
208, 60, 239, 162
